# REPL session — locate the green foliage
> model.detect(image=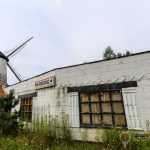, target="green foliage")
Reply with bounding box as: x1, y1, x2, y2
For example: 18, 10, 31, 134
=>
116, 52, 122, 58
102, 128, 122, 150
103, 46, 116, 60
103, 46, 132, 59
0, 136, 103, 150
125, 50, 132, 56
95, 129, 103, 142
0, 90, 19, 135
129, 131, 150, 150
101, 128, 150, 150
59, 113, 71, 141
19, 108, 72, 147
81, 129, 88, 142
